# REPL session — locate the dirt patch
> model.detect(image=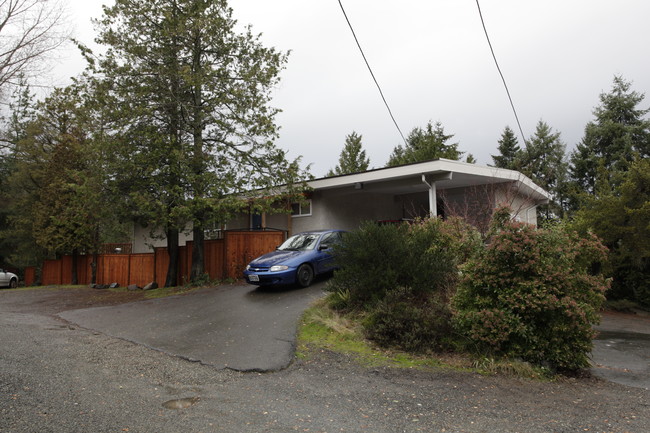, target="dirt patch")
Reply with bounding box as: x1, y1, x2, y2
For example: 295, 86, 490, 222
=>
0, 285, 193, 316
